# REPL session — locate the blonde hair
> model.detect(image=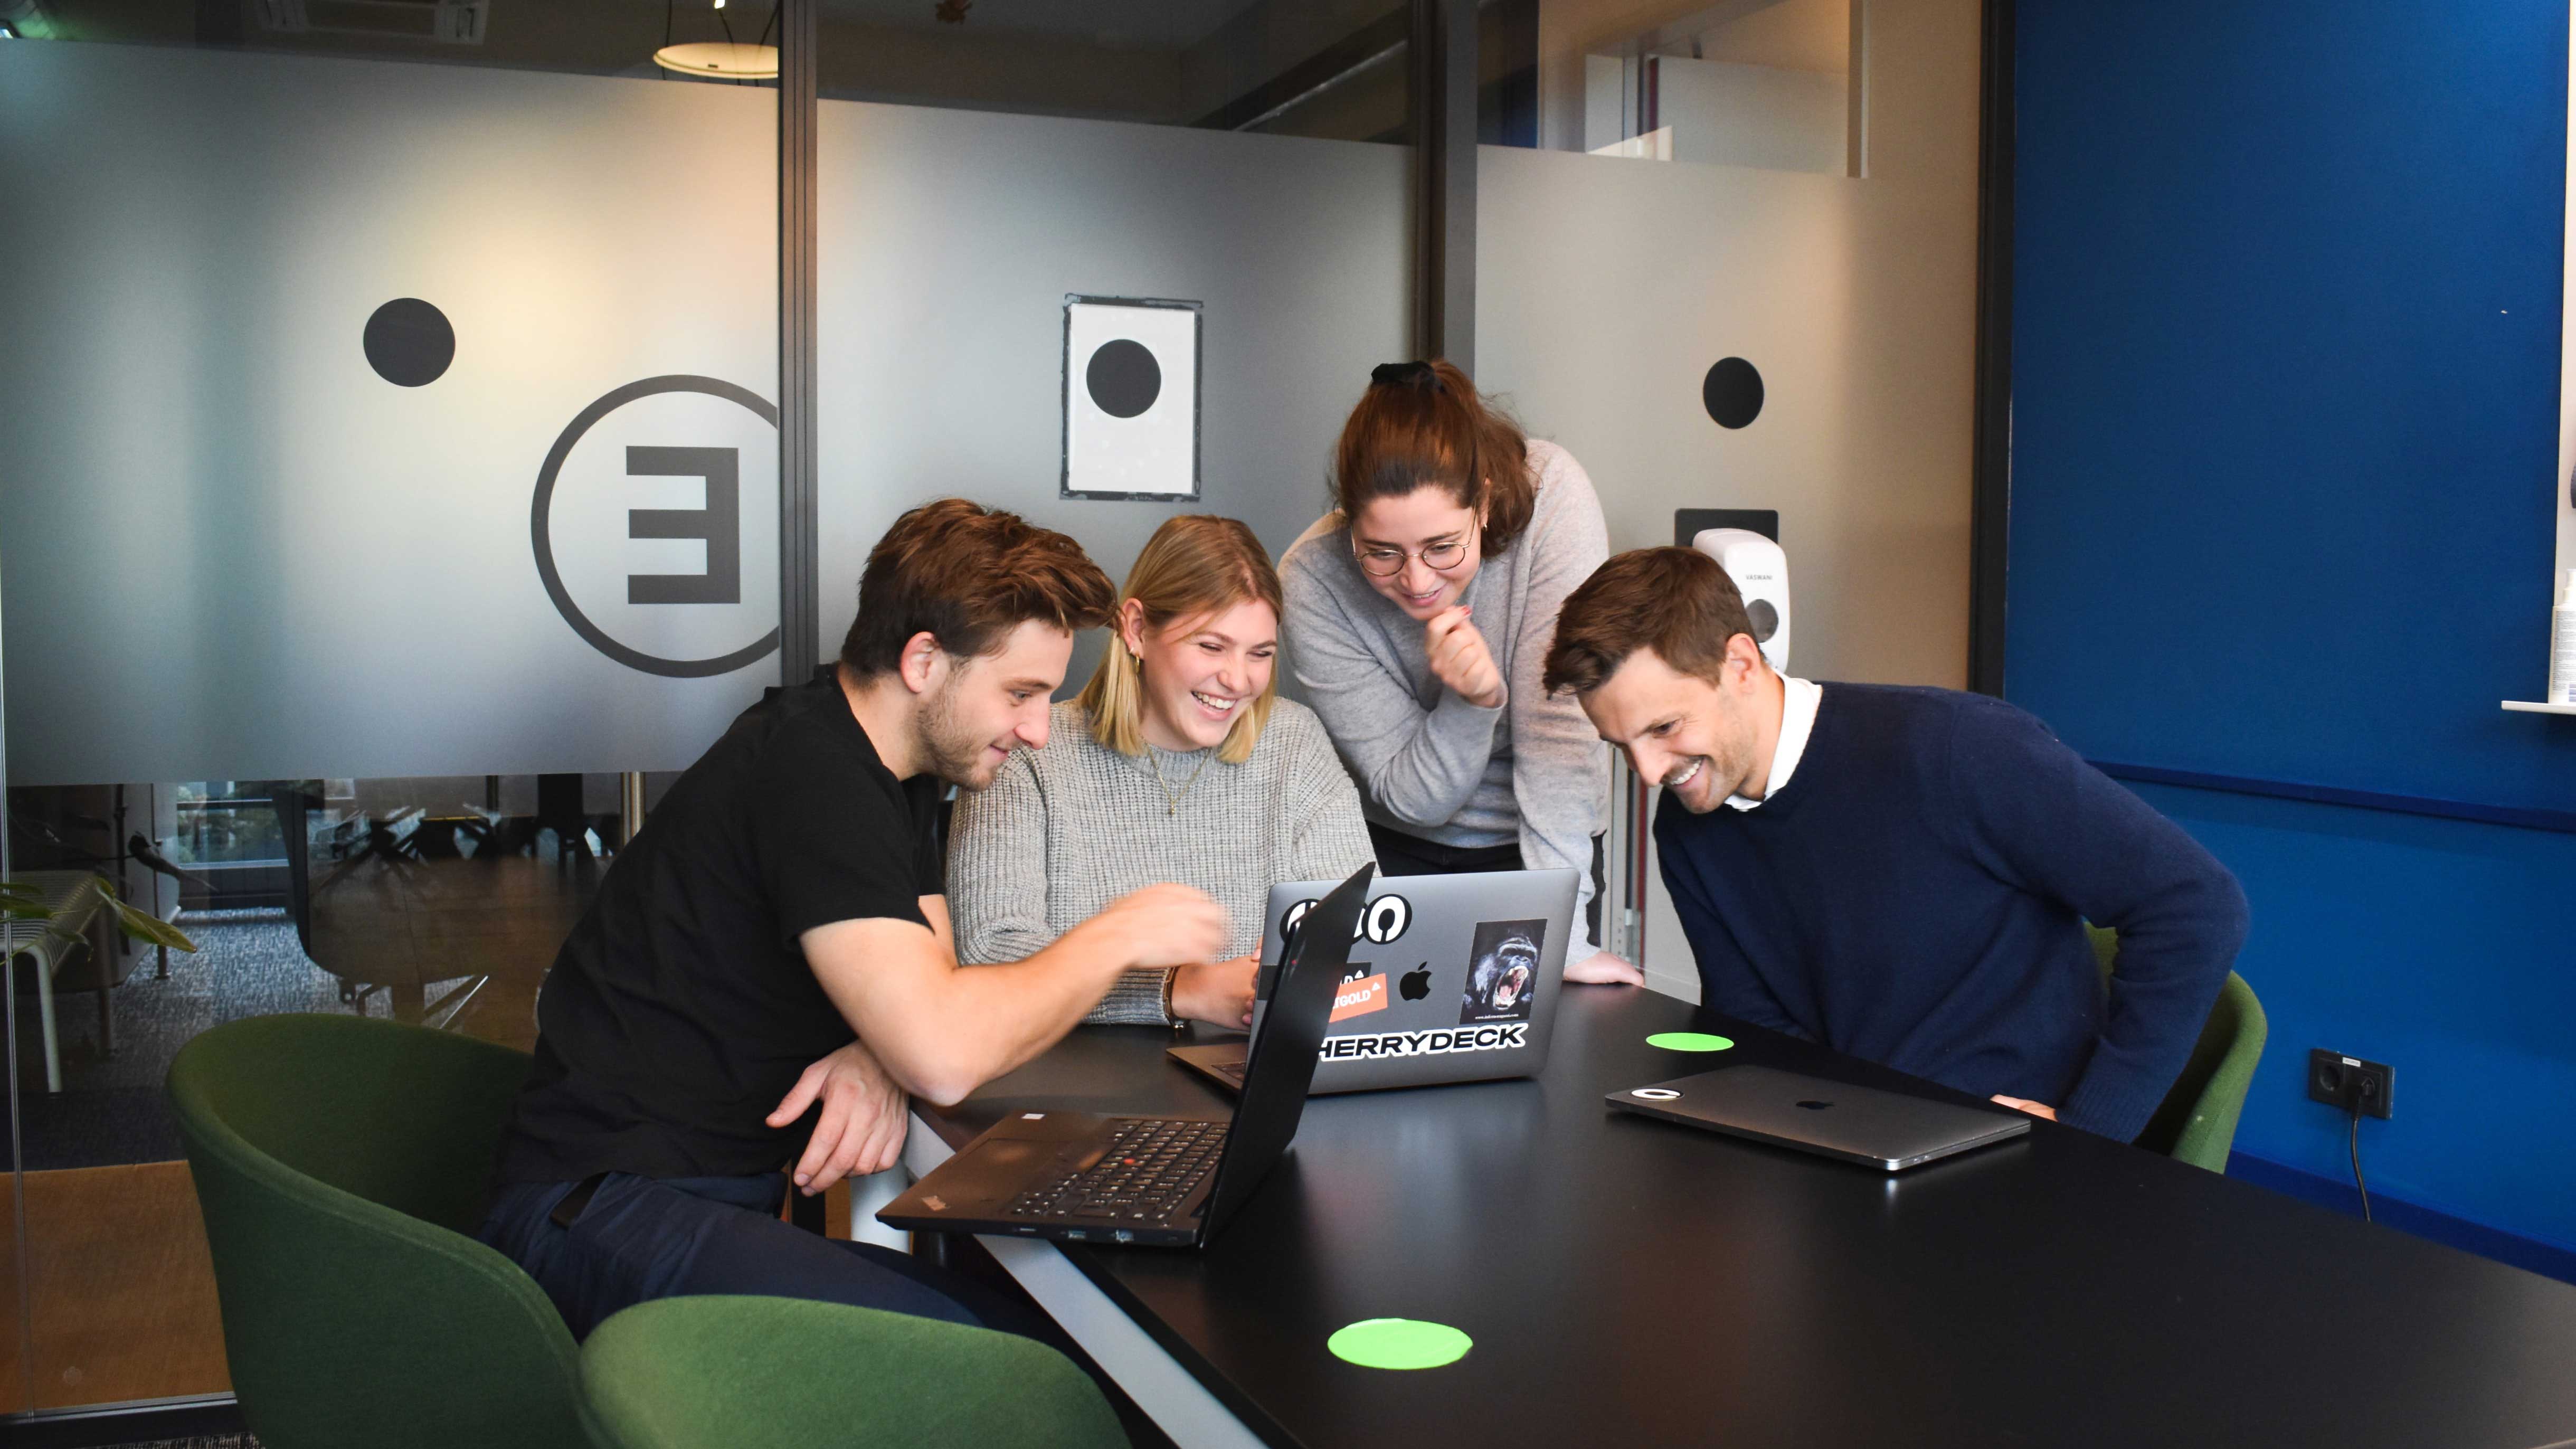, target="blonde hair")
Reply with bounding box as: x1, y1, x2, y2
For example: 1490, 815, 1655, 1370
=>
1078, 515, 1282, 765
